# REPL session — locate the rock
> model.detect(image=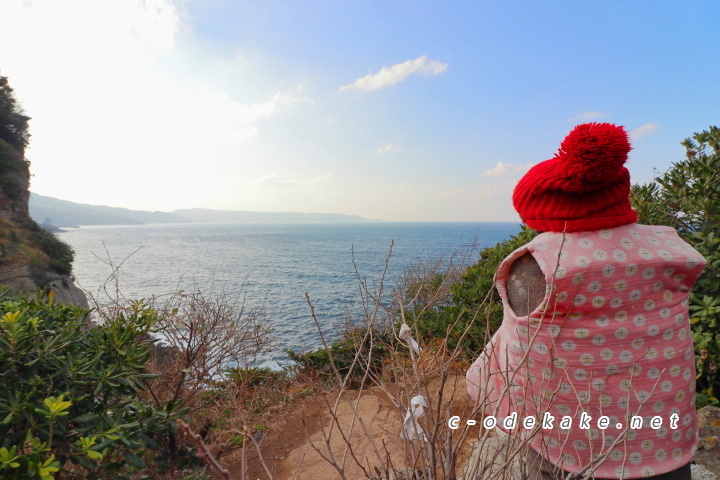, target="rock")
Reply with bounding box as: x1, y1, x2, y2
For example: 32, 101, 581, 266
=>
0, 265, 89, 309
692, 463, 717, 480
46, 276, 89, 308
695, 406, 720, 478
507, 252, 545, 317
0, 265, 37, 292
